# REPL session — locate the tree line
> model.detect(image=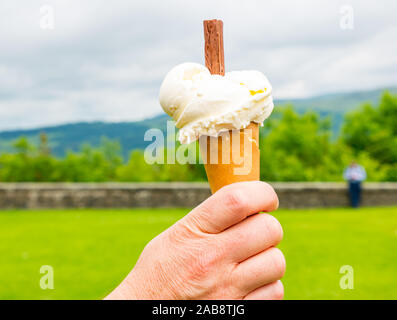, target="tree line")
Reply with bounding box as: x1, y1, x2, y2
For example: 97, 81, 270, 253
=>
0, 91, 396, 182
